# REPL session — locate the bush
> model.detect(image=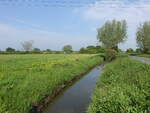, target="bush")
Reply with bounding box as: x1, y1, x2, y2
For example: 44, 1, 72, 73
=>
126, 48, 134, 53
105, 49, 117, 61
88, 57, 150, 113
